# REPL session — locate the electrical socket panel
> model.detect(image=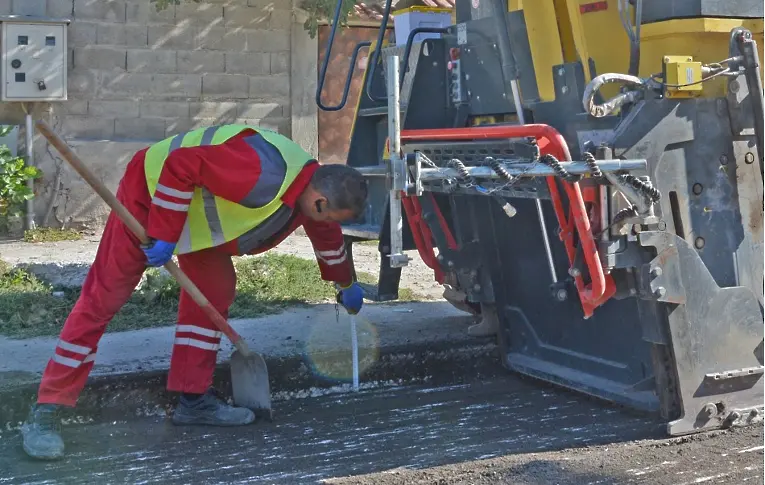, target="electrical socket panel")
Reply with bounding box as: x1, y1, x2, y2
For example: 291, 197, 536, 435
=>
1, 20, 68, 102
